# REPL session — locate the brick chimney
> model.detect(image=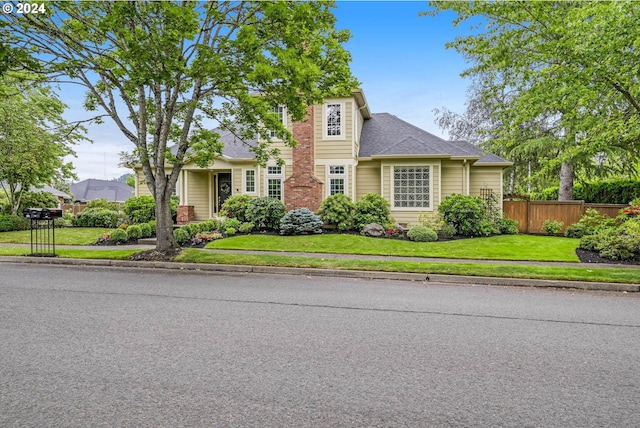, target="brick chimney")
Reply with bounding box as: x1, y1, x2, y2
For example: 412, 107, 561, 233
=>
284, 105, 323, 211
